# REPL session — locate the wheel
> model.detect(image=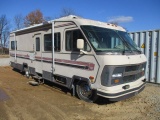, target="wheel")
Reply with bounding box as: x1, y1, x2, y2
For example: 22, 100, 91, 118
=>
76, 81, 98, 102
24, 68, 30, 78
